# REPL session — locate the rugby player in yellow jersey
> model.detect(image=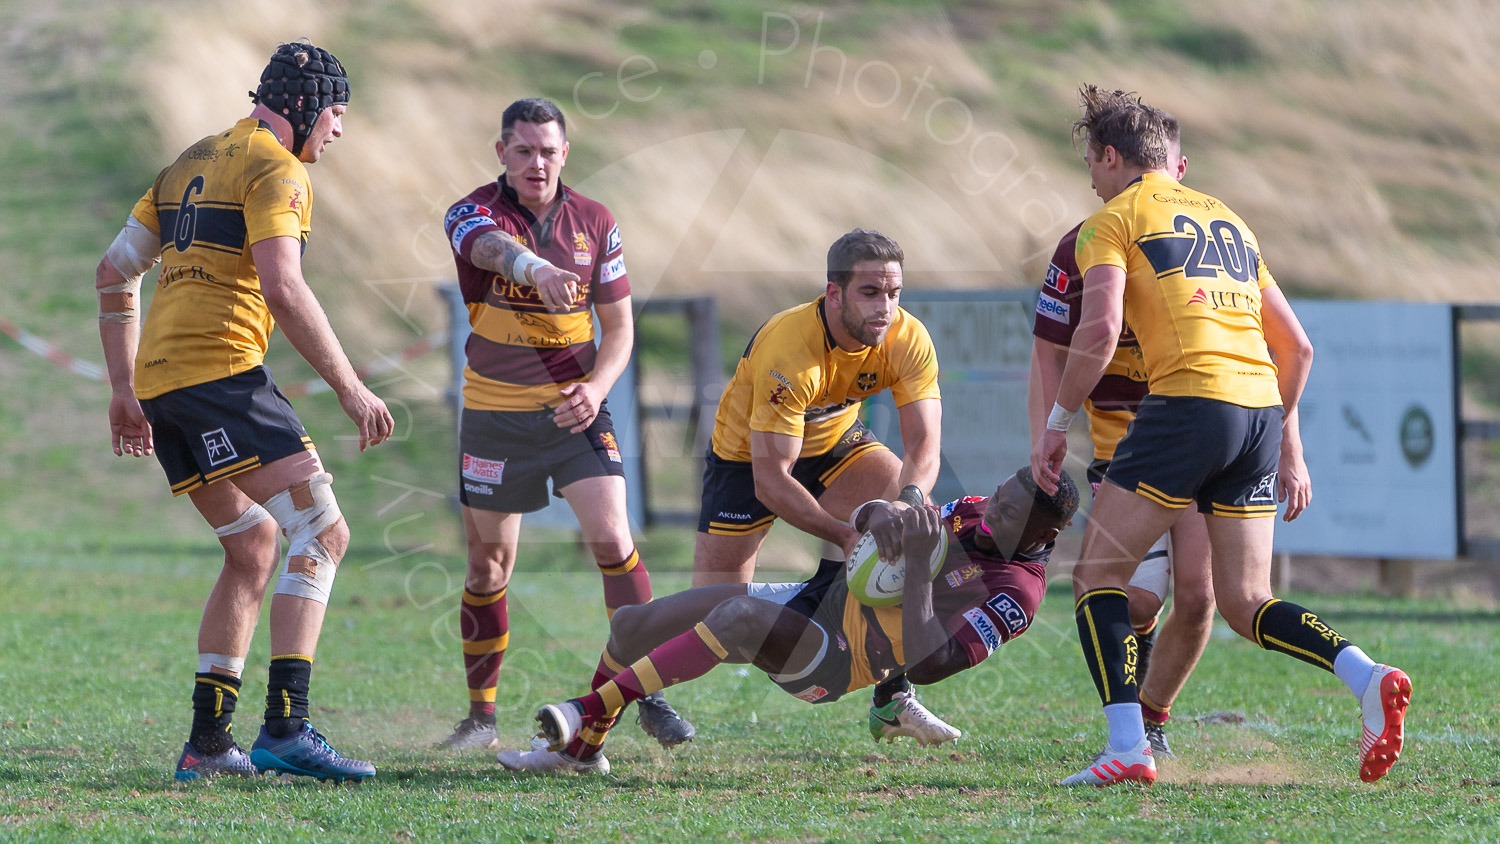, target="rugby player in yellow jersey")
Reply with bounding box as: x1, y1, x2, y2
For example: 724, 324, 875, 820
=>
1030, 86, 1410, 787
96, 43, 393, 782
693, 229, 956, 746
1028, 122, 1213, 761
